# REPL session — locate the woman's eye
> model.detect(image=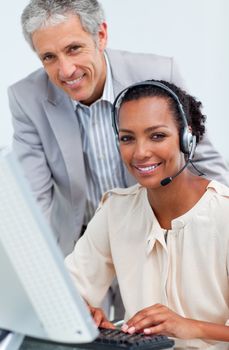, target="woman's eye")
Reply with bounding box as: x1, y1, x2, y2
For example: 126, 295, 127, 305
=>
119, 135, 134, 143
151, 133, 165, 141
